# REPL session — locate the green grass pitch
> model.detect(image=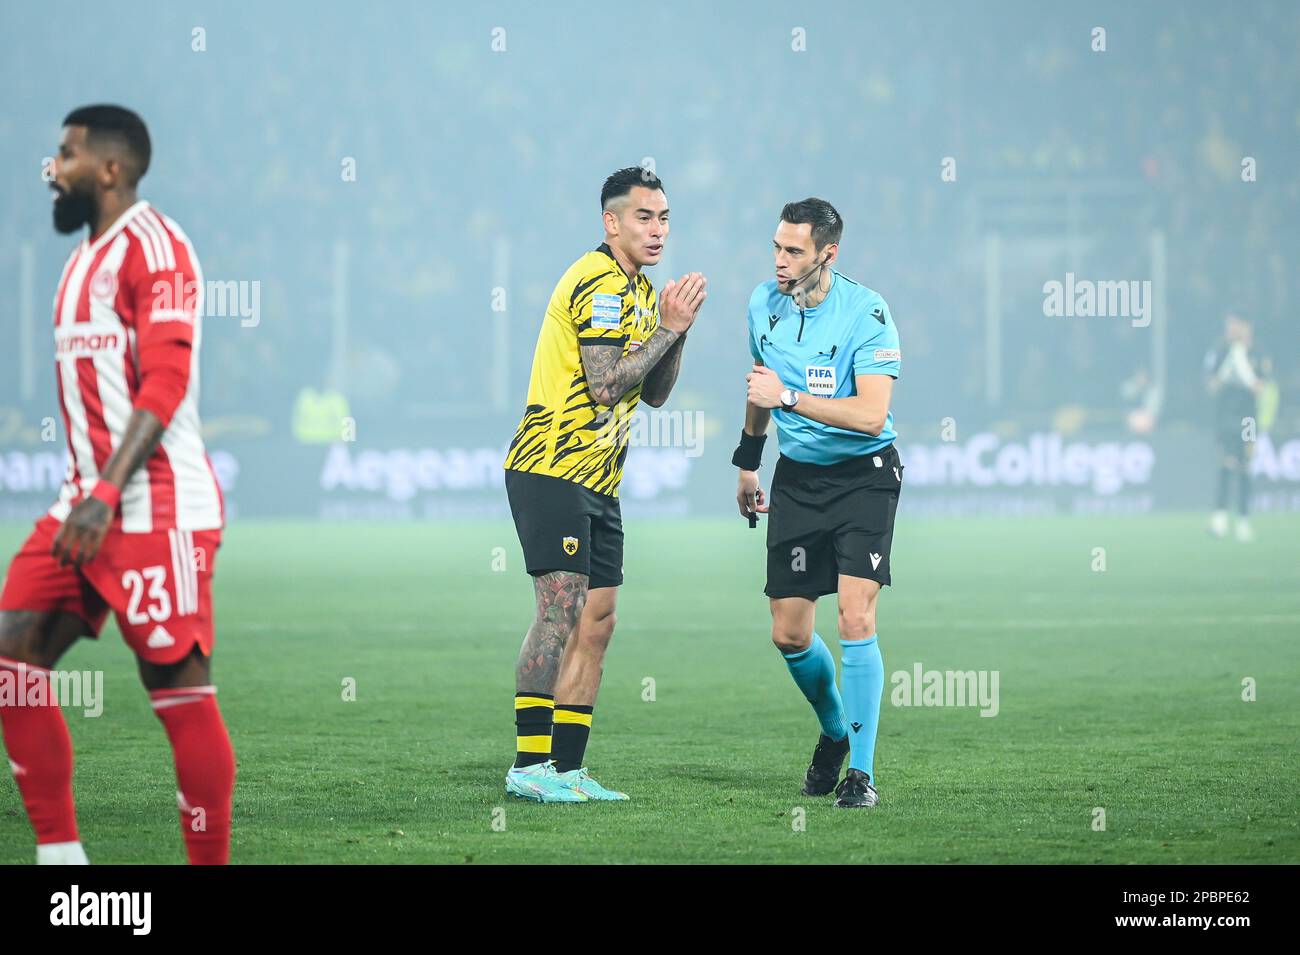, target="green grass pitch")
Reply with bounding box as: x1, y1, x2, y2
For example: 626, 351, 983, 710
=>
1, 513, 1297, 864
